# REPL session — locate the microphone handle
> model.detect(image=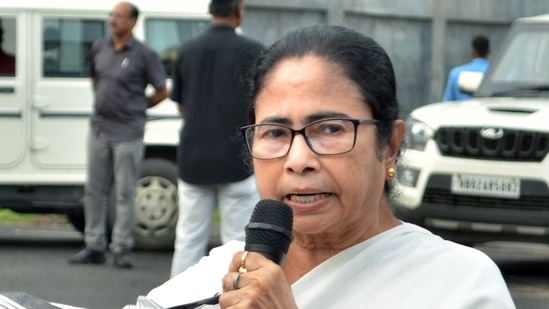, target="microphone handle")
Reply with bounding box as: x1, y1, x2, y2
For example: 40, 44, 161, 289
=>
244, 243, 287, 266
